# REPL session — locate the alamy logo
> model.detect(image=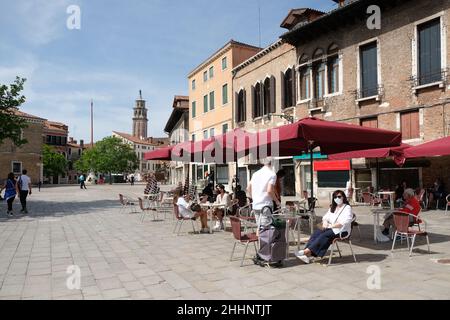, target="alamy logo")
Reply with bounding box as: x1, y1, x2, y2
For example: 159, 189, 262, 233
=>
66, 265, 81, 290
366, 265, 381, 290
66, 5, 81, 30
367, 5, 381, 30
